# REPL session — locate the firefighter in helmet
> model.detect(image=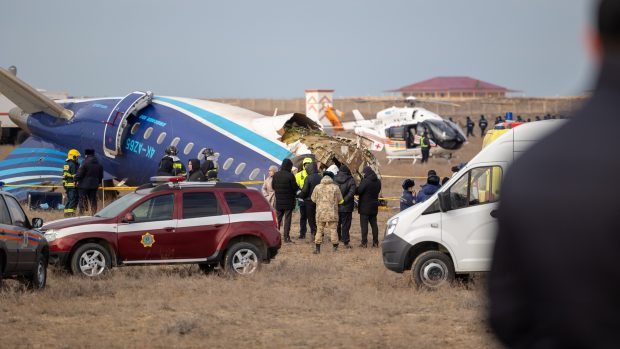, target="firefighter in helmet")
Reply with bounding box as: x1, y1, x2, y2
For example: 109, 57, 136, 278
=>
157, 145, 186, 177
200, 148, 218, 181
63, 149, 80, 216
